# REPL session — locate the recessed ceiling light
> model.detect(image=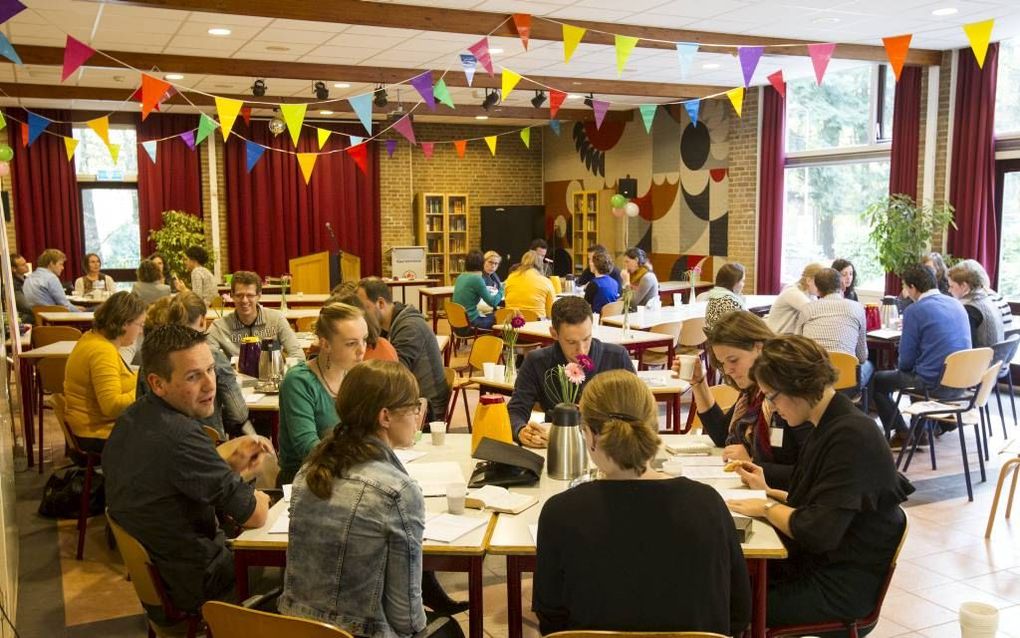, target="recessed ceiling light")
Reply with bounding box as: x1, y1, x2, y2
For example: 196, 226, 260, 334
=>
333, 82, 350, 88
812, 16, 841, 24
701, 63, 720, 70
165, 73, 184, 81
567, 93, 583, 99
475, 115, 489, 120
207, 27, 232, 36
319, 110, 334, 115
266, 45, 289, 52
932, 7, 958, 16
489, 48, 504, 54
